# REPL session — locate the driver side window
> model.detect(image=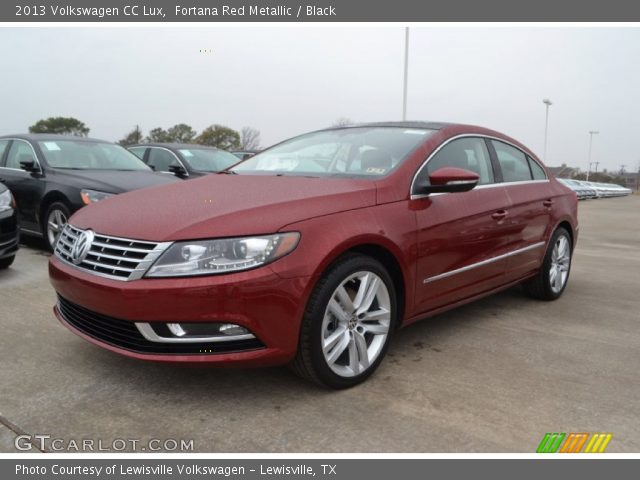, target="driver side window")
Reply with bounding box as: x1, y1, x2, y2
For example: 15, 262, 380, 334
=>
6, 140, 36, 170
147, 148, 180, 173
417, 137, 494, 187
